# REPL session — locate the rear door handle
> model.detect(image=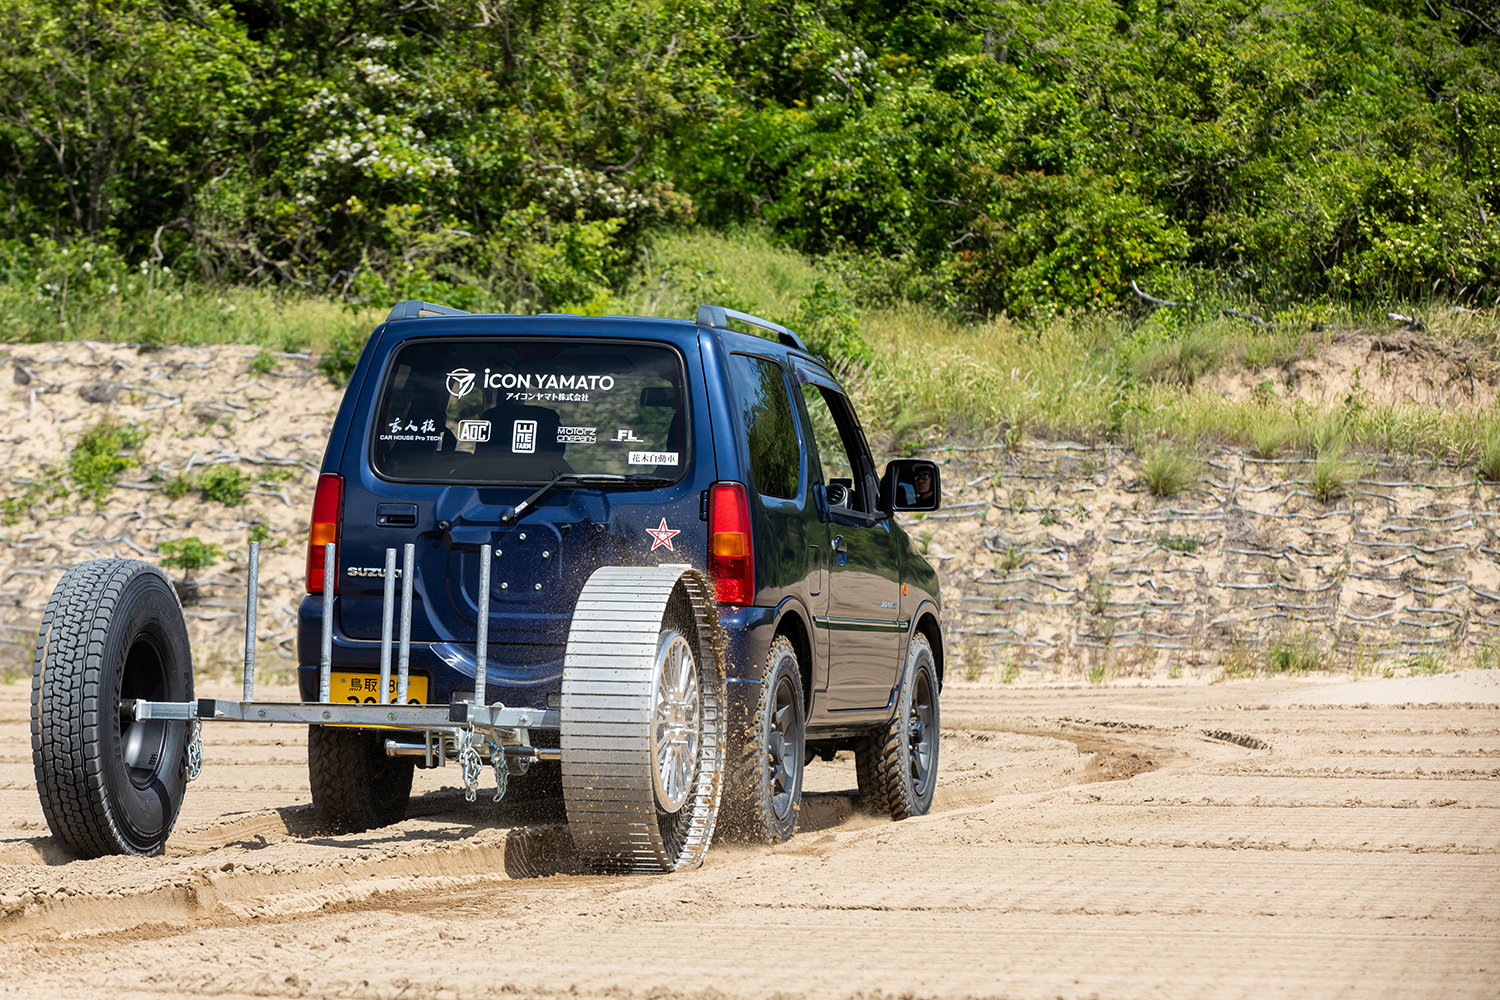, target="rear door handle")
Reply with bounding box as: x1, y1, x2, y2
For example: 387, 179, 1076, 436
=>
376, 504, 419, 527
832, 535, 847, 553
